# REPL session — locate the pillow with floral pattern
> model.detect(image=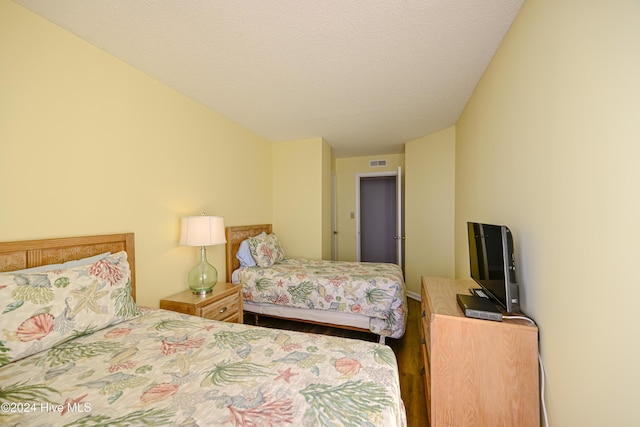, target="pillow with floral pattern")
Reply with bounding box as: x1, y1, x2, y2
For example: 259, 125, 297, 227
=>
0, 251, 140, 366
247, 233, 285, 267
